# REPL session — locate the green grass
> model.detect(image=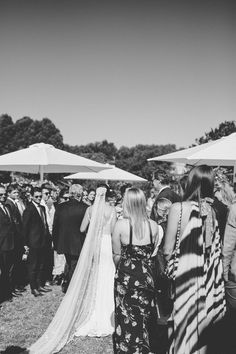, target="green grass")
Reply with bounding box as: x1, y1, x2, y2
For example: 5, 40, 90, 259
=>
0, 285, 113, 354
